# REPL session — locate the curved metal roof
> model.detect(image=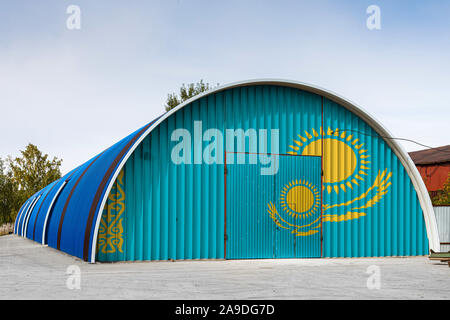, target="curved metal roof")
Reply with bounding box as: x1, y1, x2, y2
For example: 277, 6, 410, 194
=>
14, 79, 440, 262
14, 117, 161, 261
